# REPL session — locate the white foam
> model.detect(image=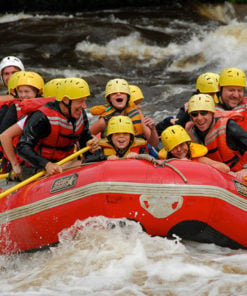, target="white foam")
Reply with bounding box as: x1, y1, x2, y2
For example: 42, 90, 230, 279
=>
0, 12, 75, 24
75, 32, 169, 66
167, 20, 247, 73
75, 19, 247, 74
0, 217, 246, 295
0, 13, 33, 23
